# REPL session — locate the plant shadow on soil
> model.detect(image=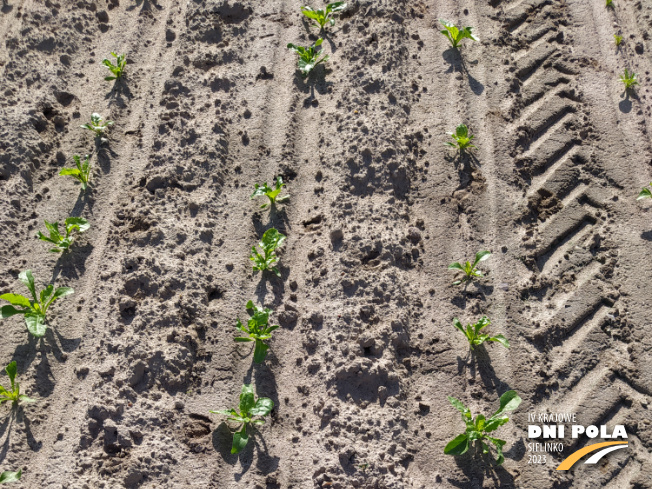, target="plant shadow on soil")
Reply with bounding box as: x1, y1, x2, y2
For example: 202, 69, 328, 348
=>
449, 283, 494, 311
292, 65, 333, 108
641, 230, 652, 241
446, 151, 482, 189
618, 90, 639, 114
50, 243, 93, 282
212, 421, 280, 479
447, 446, 518, 489
105, 77, 134, 108
0, 404, 43, 465
442, 48, 484, 96
127, 0, 163, 13
10, 330, 80, 399
456, 345, 512, 394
